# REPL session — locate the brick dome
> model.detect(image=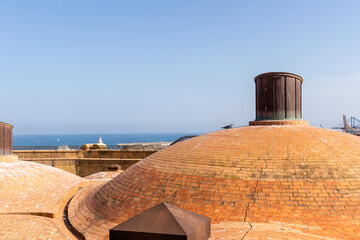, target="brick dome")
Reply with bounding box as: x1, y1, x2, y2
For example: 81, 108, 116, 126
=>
0, 155, 89, 239
68, 125, 360, 239
0, 157, 85, 216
